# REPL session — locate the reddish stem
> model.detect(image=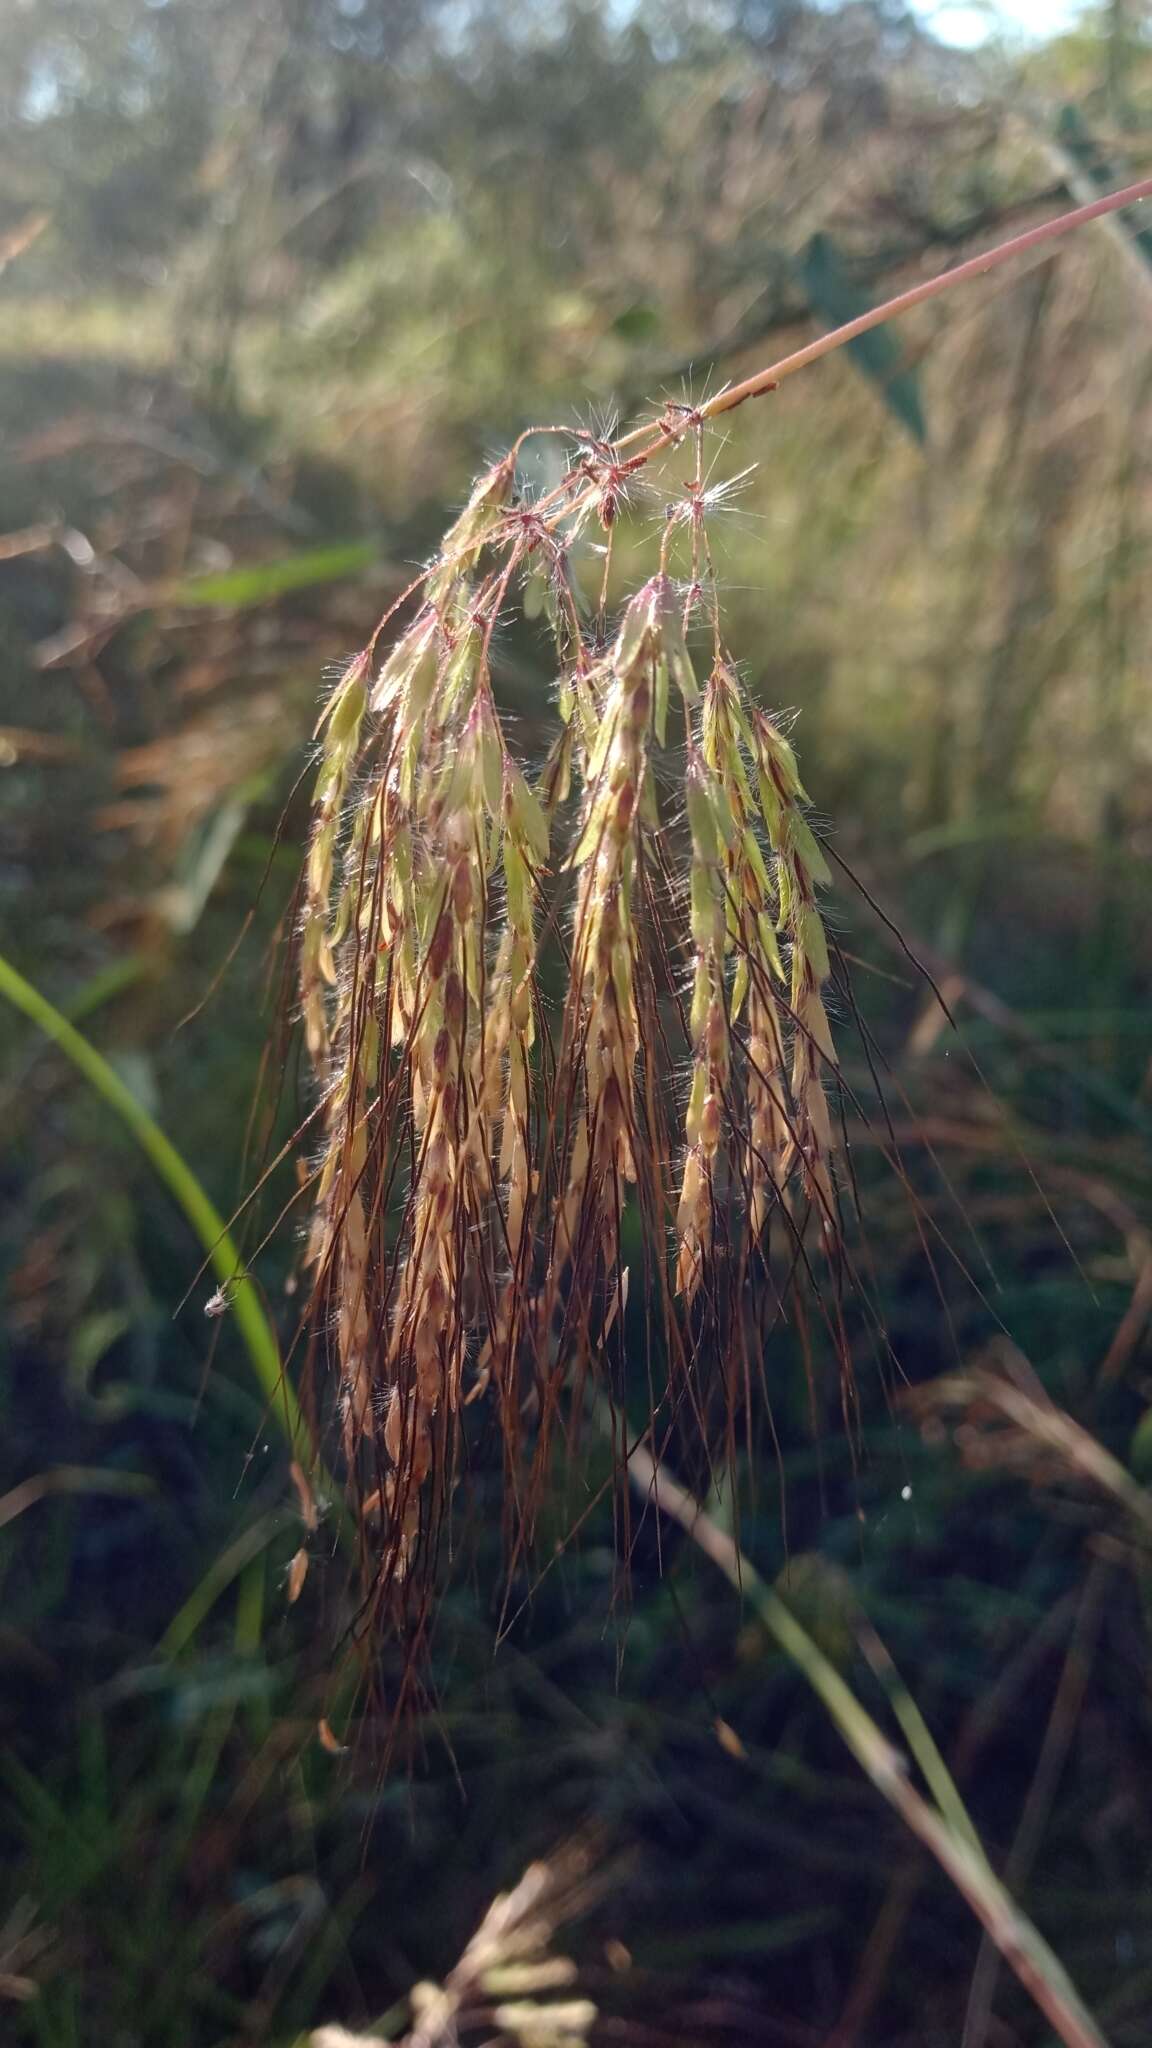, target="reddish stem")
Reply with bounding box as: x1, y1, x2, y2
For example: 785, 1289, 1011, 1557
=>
607, 172, 1152, 470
